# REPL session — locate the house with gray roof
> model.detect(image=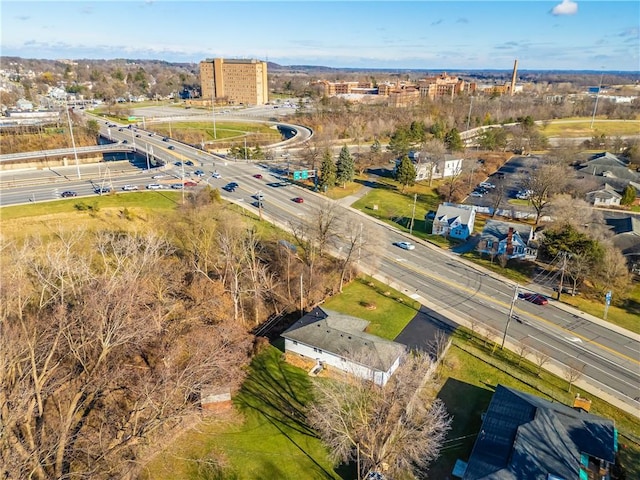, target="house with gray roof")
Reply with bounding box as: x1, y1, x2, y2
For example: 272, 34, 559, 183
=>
477, 220, 537, 261
461, 385, 617, 480
431, 204, 476, 240
281, 307, 406, 386
578, 152, 639, 183
605, 215, 640, 273
585, 183, 622, 207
